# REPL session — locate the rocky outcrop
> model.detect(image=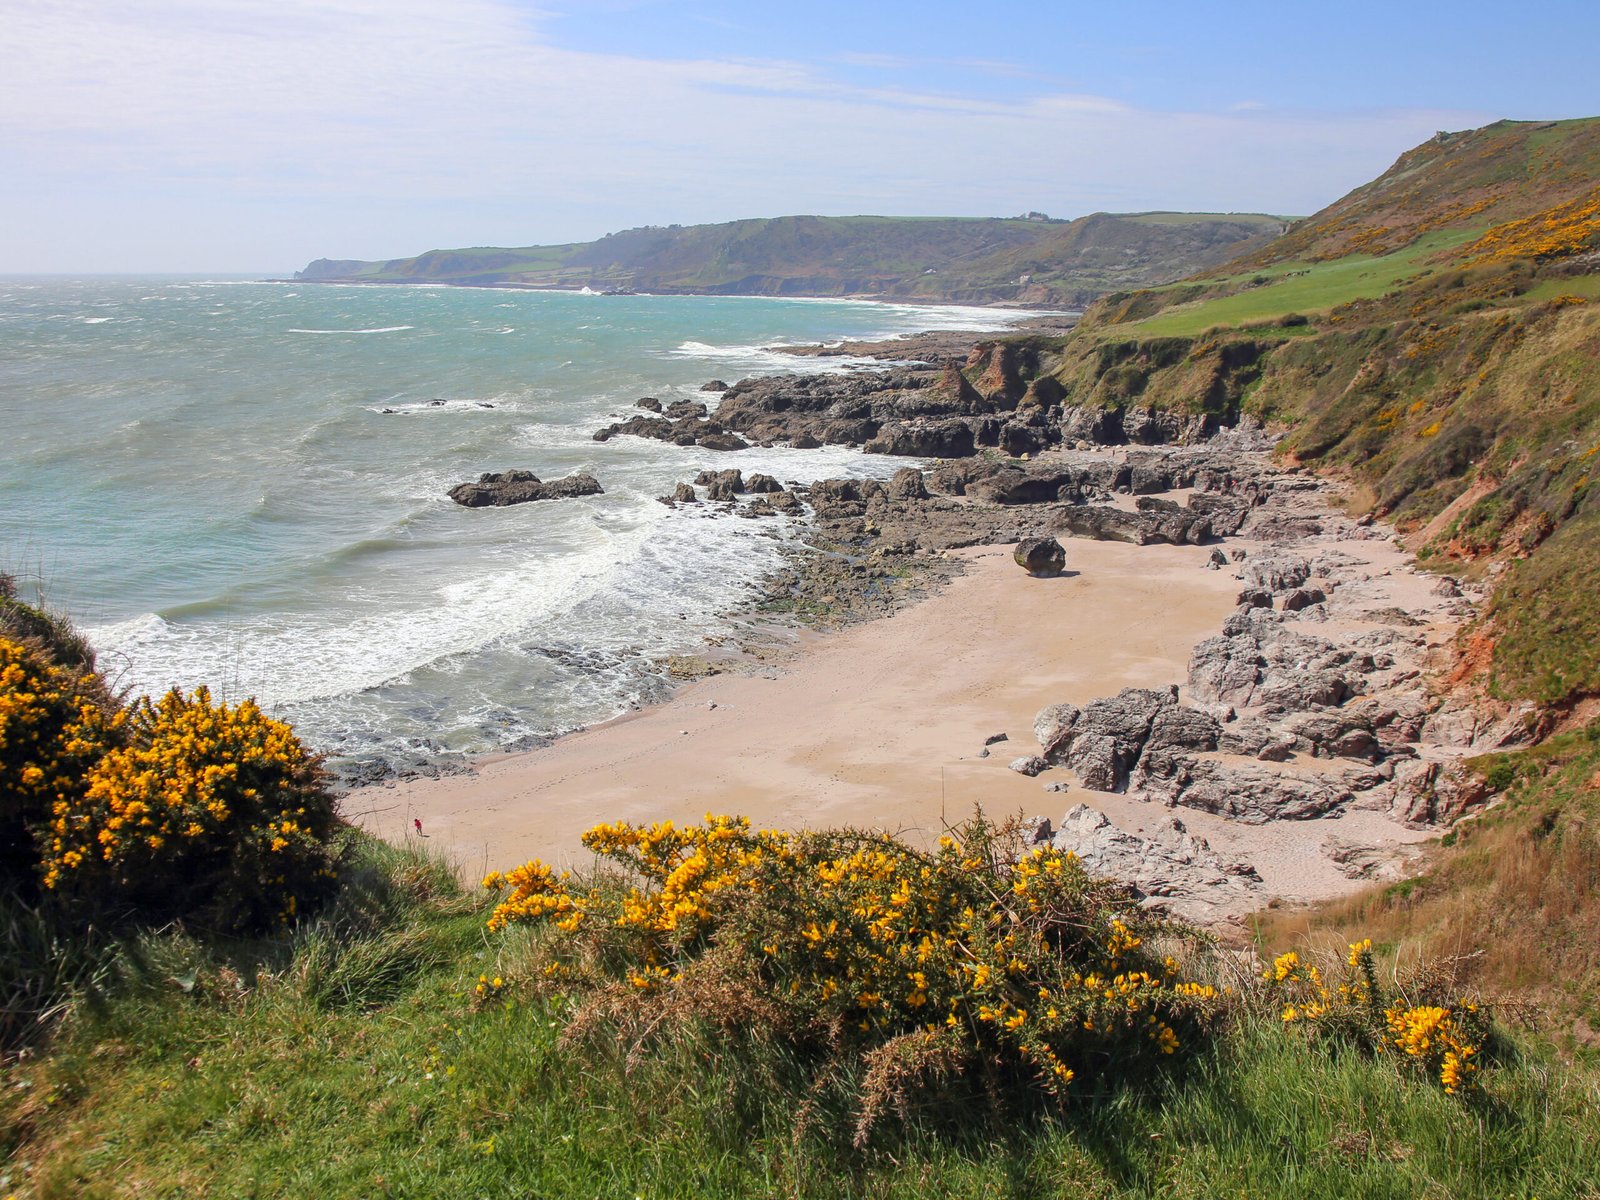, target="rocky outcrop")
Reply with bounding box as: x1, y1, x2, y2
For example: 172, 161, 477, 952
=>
448, 471, 604, 507
1049, 805, 1262, 924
